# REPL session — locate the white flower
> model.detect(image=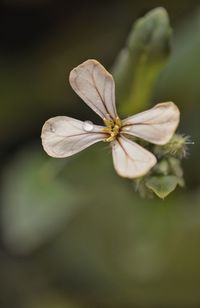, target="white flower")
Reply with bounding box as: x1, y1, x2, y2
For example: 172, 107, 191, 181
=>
41, 59, 180, 178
